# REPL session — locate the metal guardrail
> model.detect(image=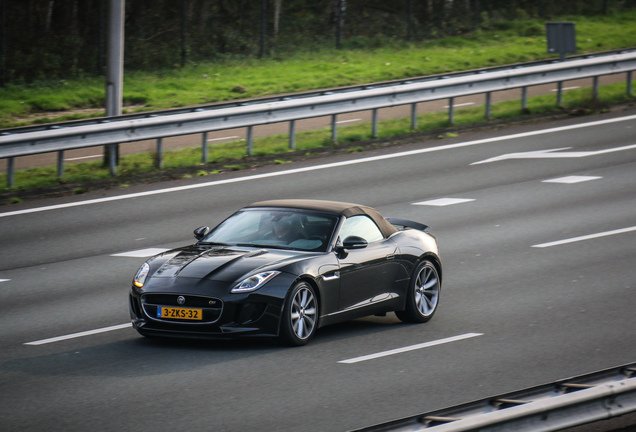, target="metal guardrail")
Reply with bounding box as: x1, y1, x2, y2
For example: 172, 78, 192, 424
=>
352, 363, 636, 432
1, 50, 635, 186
